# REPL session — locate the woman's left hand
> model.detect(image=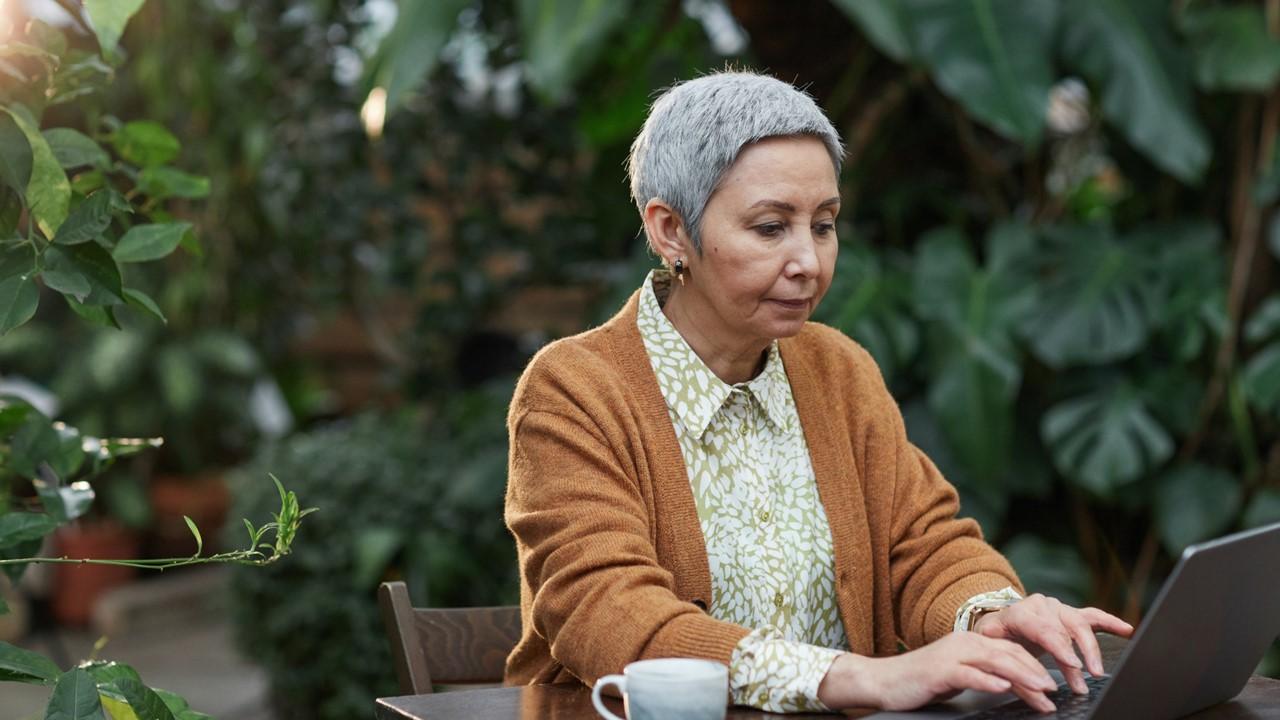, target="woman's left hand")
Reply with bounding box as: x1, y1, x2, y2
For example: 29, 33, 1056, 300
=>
972, 593, 1135, 695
